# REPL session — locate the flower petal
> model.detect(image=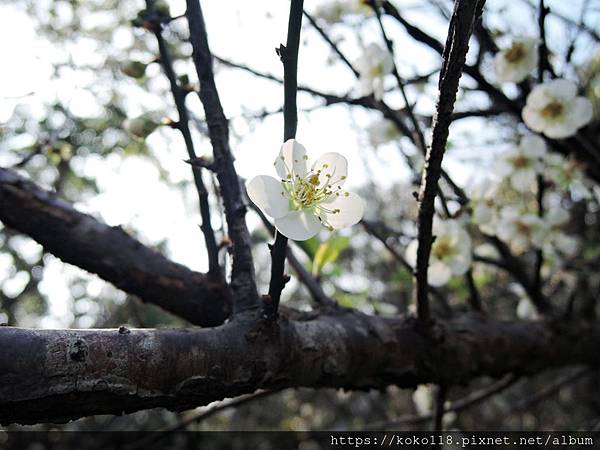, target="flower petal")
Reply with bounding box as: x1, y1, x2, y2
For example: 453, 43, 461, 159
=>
428, 260, 453, 286
511, 168, 536, 192
274, 210, 322, 241
246, 175, 290, 219
522, 106, 545, 132
311, 152, 348, 189
543, 121, 576, 139
569, 97, 593, 129
520, 135, 546, 157
321, 192, 364, 229
546, 79, 577, 100
274, 139, 308, 179
405, 239, 418, 268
